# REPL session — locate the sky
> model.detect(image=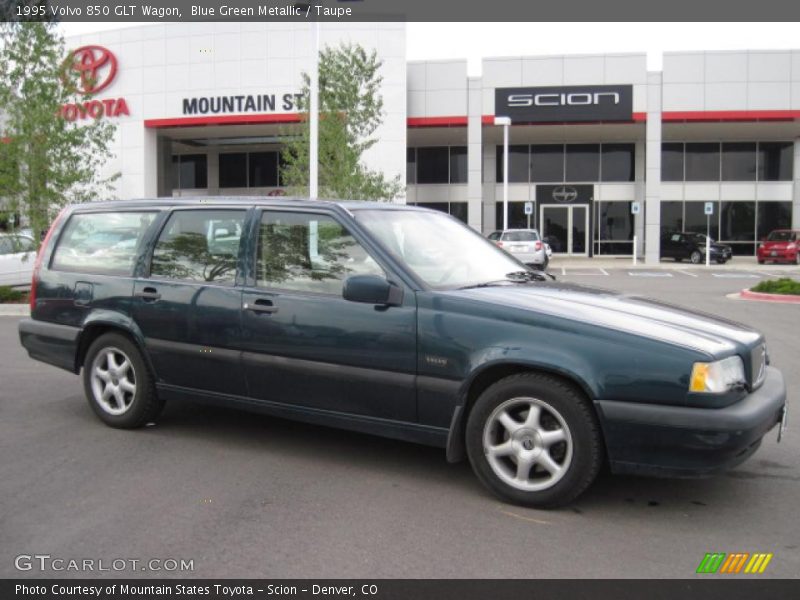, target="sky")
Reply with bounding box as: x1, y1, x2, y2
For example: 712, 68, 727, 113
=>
59, 22, 800, 74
